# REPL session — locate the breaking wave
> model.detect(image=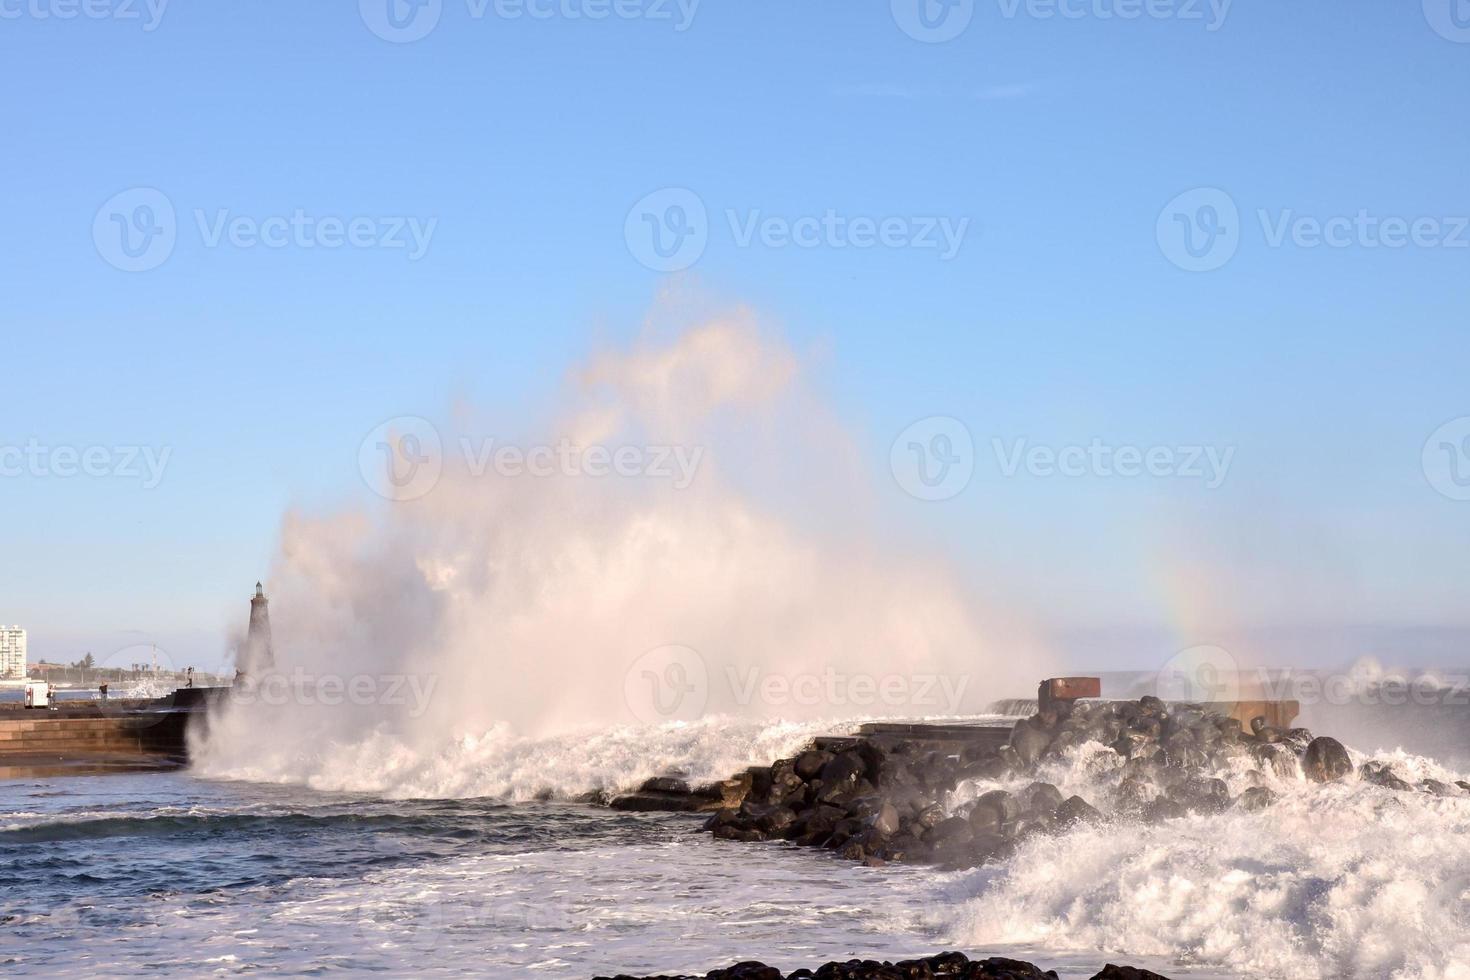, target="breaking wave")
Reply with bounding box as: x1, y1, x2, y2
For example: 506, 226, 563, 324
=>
943, 738, 1470, 979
